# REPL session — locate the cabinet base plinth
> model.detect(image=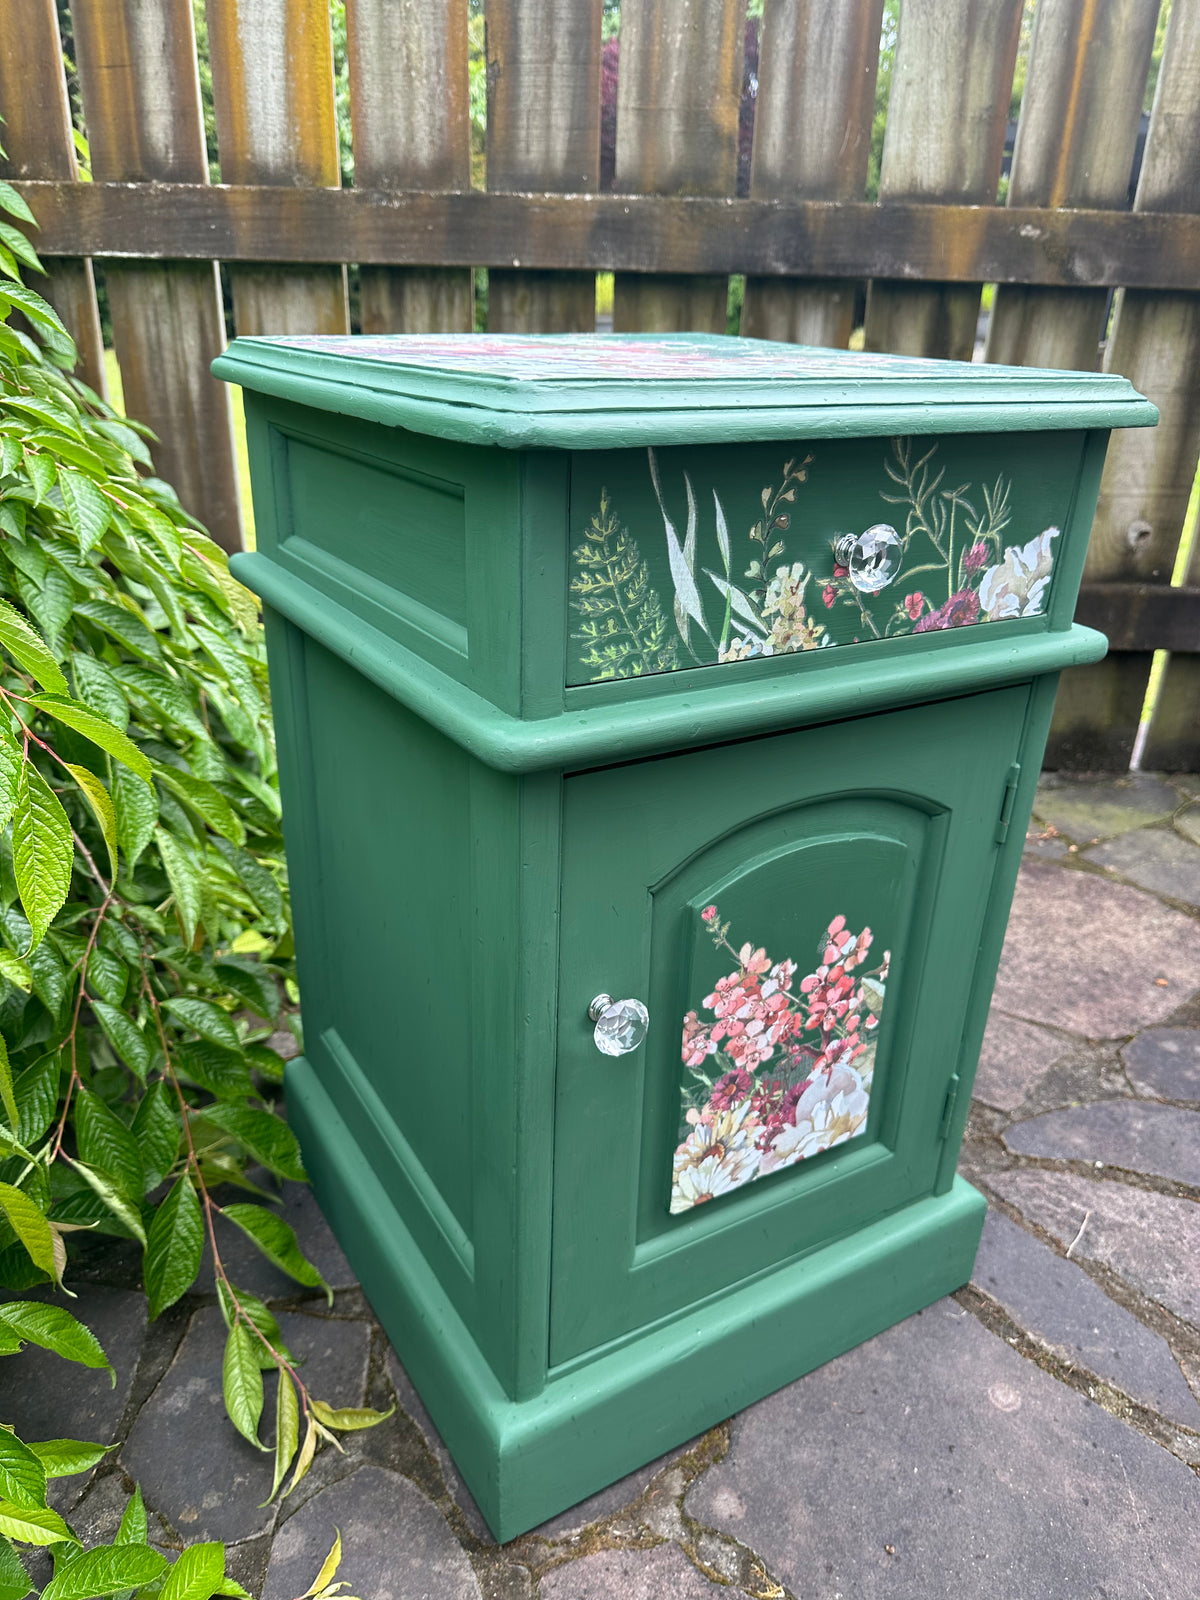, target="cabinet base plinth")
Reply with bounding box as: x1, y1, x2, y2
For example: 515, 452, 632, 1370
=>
288, 1053, 986, 1542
